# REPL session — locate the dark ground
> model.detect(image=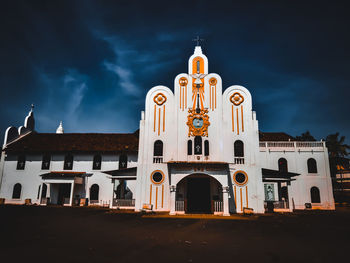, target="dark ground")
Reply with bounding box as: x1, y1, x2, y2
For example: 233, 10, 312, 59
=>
0, 205, 349, 263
